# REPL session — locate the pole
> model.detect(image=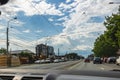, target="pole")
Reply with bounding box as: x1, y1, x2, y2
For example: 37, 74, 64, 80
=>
6, 17, 17, 67
6, 22, 9, 54
6, 20, 11, 67
58, 48, 59, 59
